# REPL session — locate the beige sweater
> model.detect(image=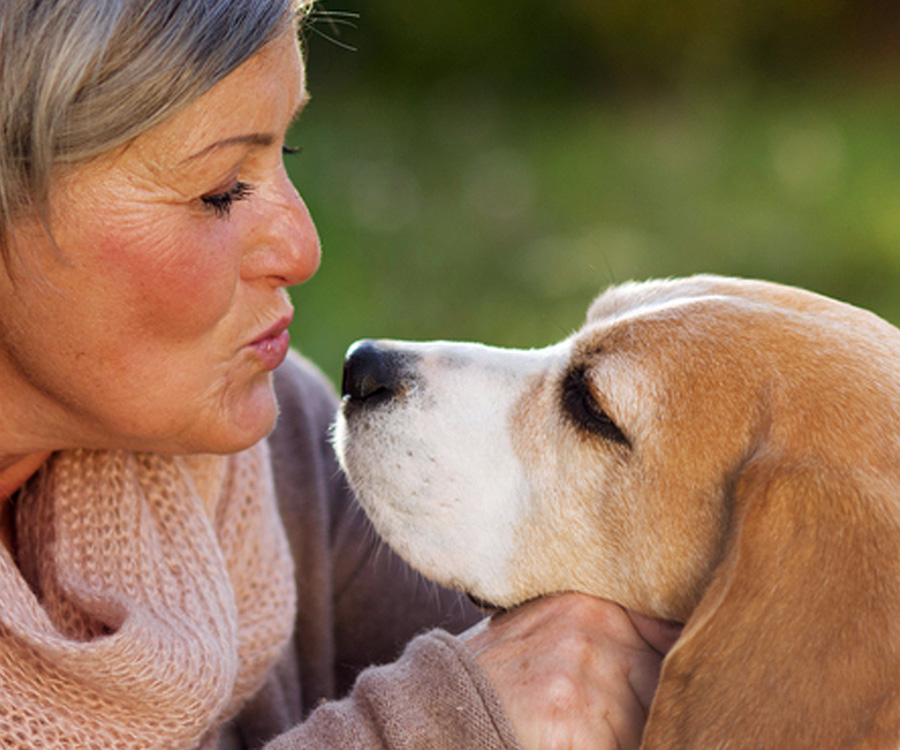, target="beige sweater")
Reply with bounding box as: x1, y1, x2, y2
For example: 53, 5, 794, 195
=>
3, 437, 295, 749
1, 352, 521, 750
